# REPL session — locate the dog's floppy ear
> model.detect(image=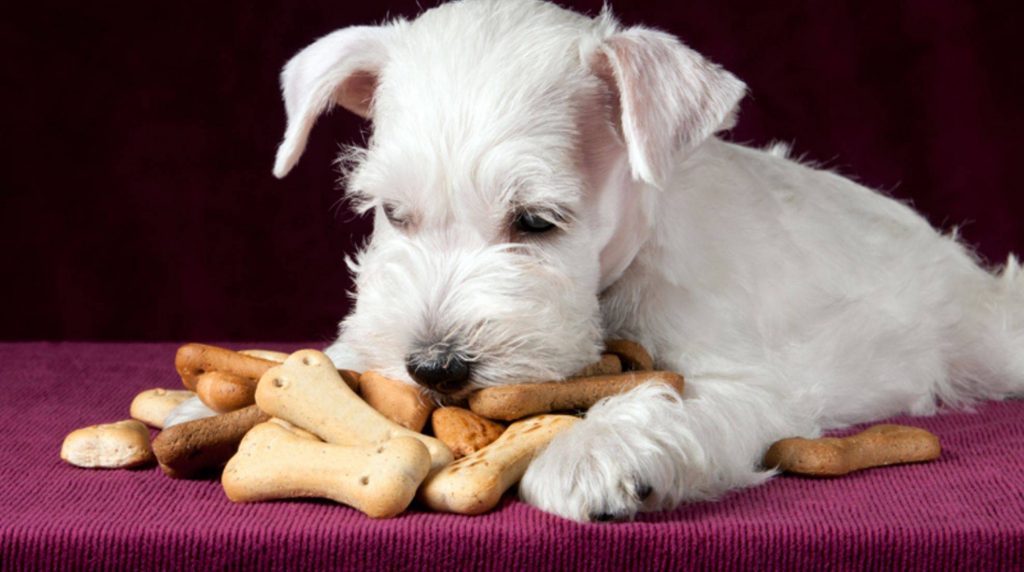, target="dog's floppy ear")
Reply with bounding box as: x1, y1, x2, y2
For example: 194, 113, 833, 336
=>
592, 27, 746, 188
273, 25, 395, 178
